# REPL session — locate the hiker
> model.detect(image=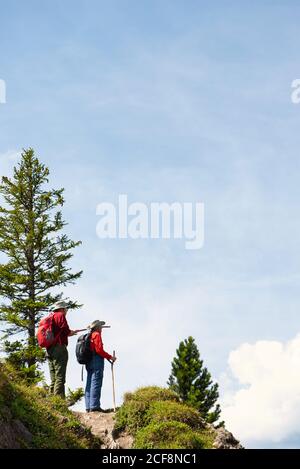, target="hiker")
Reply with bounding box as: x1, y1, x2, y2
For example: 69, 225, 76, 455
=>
85, 320, 116, 412
47, 300, 80, 398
